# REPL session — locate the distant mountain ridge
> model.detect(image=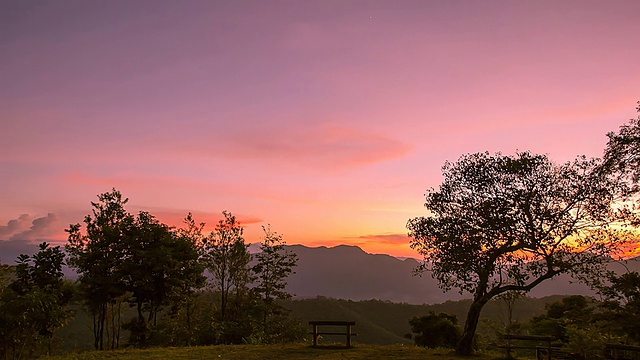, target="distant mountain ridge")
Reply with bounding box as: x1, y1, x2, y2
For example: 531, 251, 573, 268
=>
284, 244, 640, 304
284, 244, 457, 304
3, 240, 639, 304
